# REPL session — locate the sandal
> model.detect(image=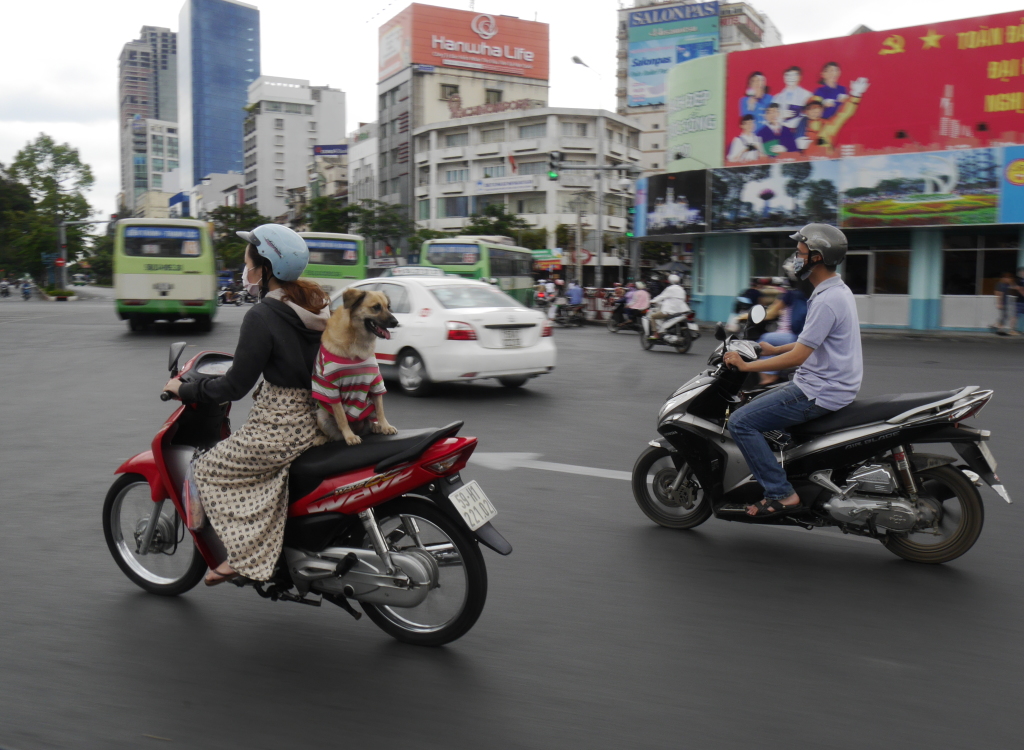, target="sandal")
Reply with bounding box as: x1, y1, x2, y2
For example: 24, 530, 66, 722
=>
746, 498, 801, 517
204, 568, 240, 587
